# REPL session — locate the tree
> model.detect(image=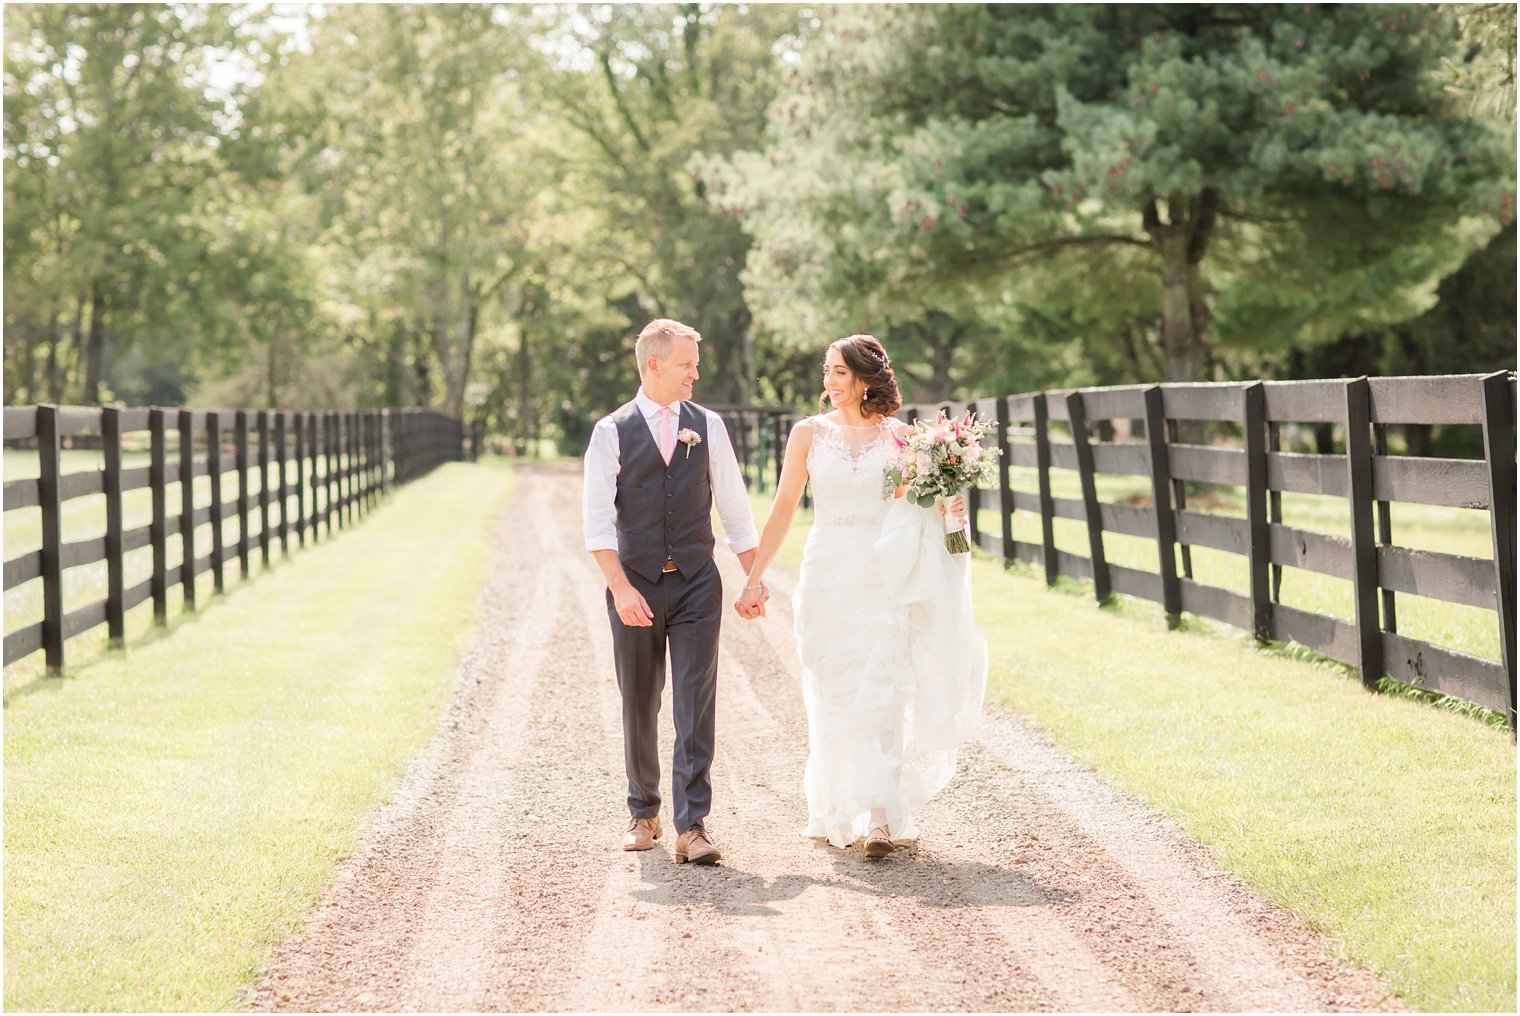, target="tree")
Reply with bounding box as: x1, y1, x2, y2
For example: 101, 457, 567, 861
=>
1285, 2, 1517, 453
2, 3, 269, 405
249, 4, 547, 419
534, 3, 810, 405
717, 4, 1514, 389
